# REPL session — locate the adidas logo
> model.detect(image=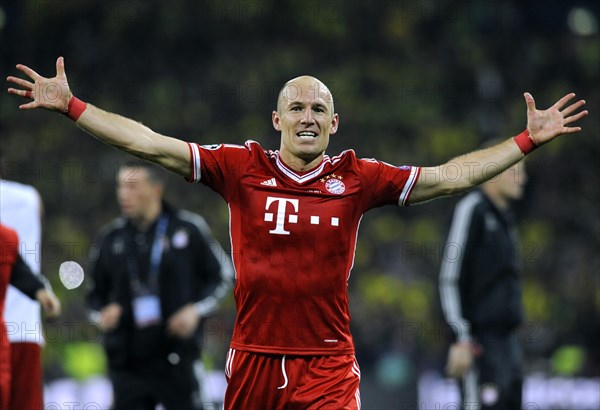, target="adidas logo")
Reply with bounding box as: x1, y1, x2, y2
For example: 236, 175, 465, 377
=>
260, 178, 277, 187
